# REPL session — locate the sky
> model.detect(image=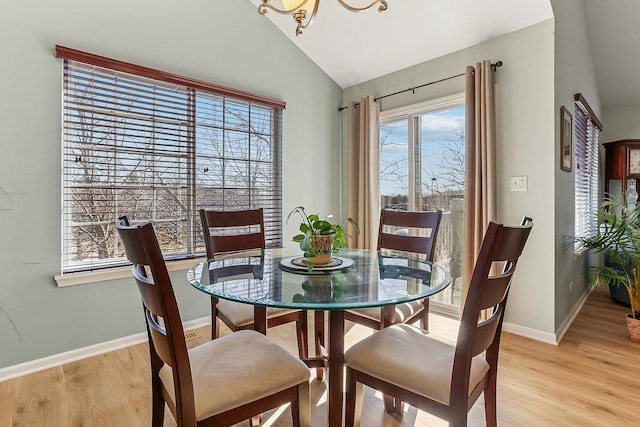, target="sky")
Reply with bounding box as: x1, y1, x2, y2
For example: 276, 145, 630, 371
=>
379, 106, 465, 197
